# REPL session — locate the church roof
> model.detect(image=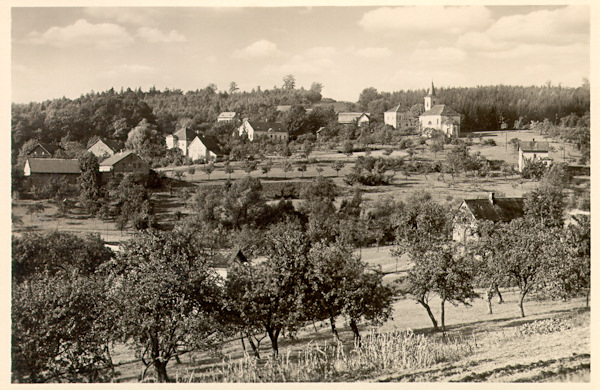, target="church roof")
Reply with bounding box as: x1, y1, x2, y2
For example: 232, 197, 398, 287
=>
421, 104, 460, 117
427, 81, 436, 96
